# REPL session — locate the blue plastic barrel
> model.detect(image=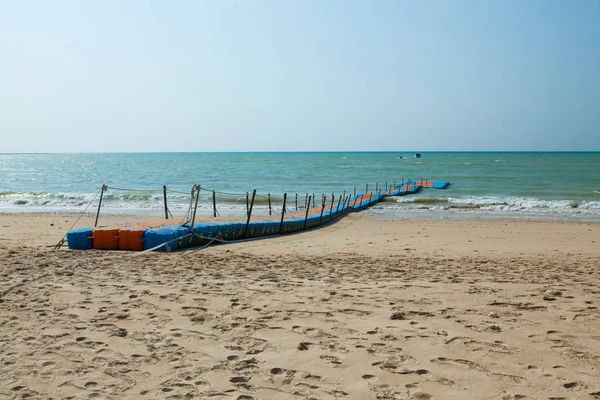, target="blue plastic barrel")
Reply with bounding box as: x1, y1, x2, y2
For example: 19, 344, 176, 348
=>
66, 228, 94, 250
144, 228, 178, 252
